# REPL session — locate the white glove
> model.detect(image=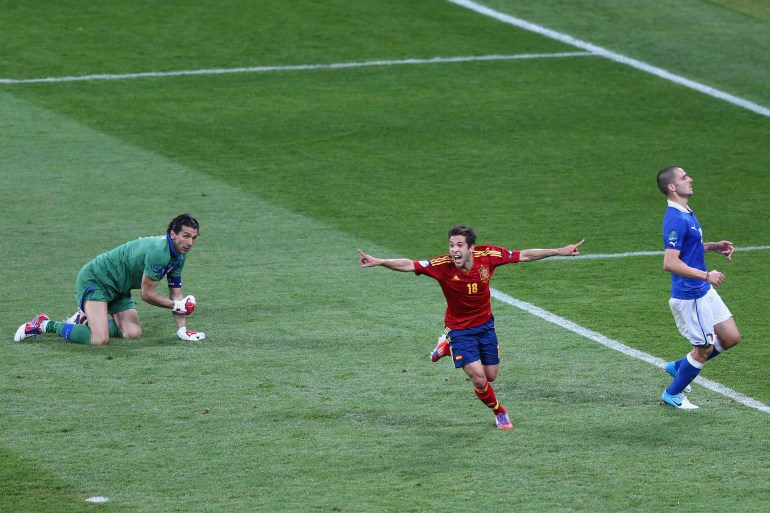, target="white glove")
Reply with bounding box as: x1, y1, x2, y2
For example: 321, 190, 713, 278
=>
177, 327, 205, 341
172, 295, 196, 315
